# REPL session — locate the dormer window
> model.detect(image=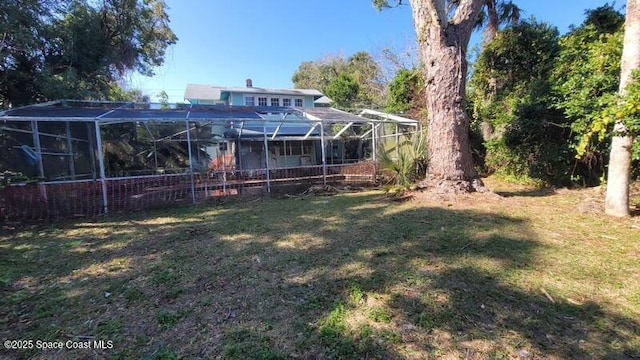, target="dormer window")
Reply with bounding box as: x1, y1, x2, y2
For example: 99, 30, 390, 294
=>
270, 98, 280, 107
